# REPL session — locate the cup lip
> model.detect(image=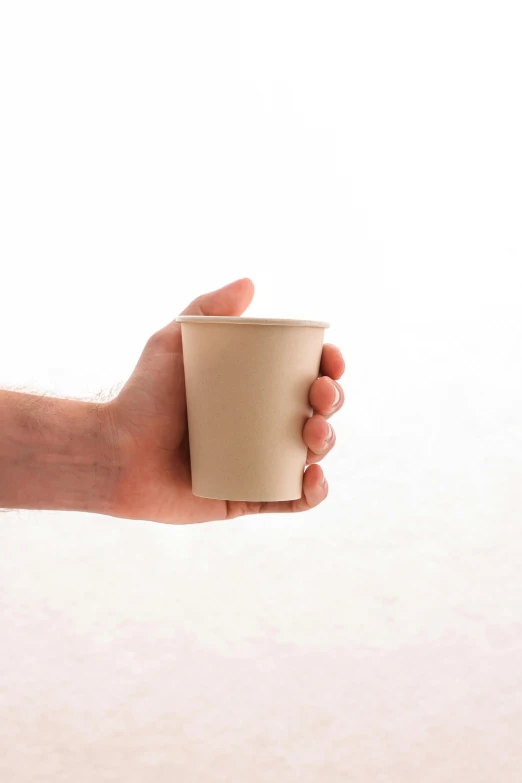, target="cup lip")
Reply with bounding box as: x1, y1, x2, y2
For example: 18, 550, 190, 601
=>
176, 316, 329, 328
